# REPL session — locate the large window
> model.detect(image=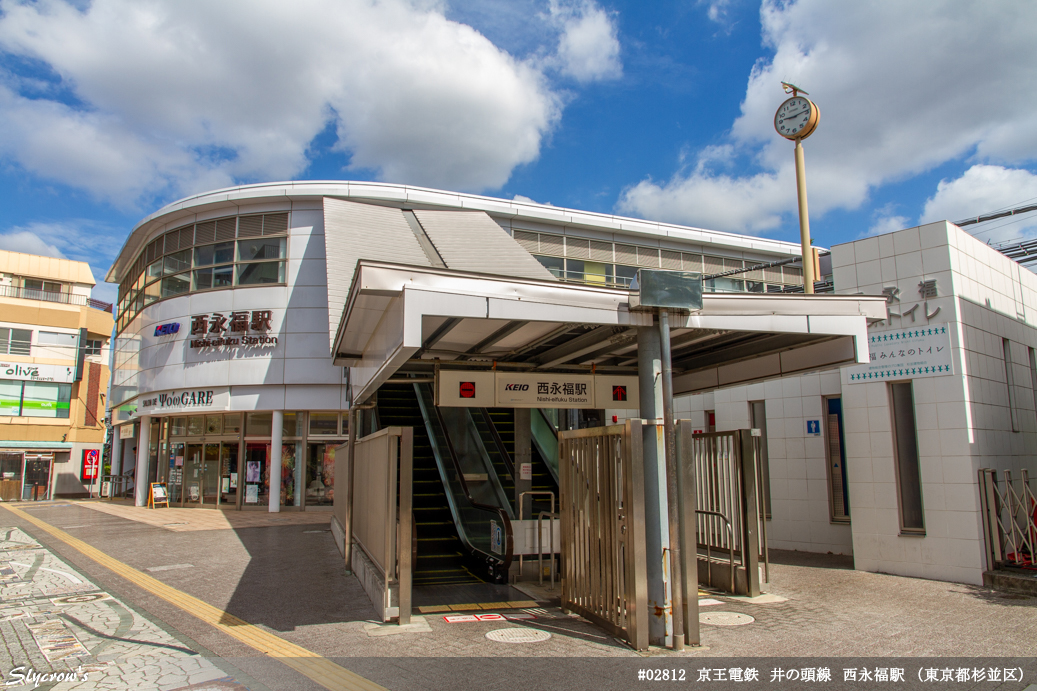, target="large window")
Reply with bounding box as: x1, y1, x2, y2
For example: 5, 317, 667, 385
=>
0, 381, 71, 418
116, 212, 289, 334
0, 328, 31, 356
889, 382, 924, 534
